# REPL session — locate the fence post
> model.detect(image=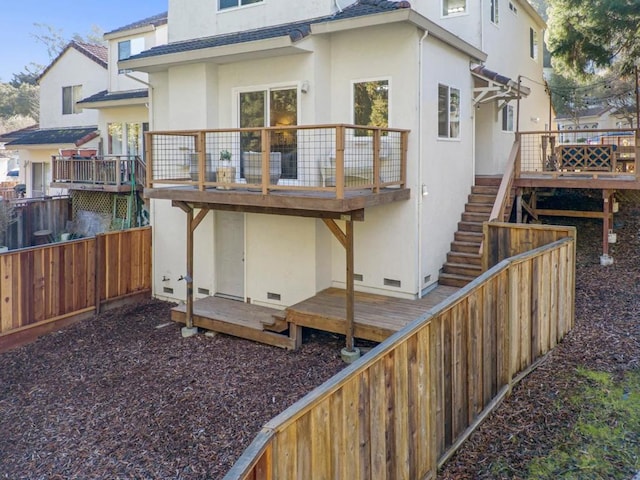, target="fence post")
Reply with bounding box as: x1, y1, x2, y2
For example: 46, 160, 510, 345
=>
94, 233, 103, 314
